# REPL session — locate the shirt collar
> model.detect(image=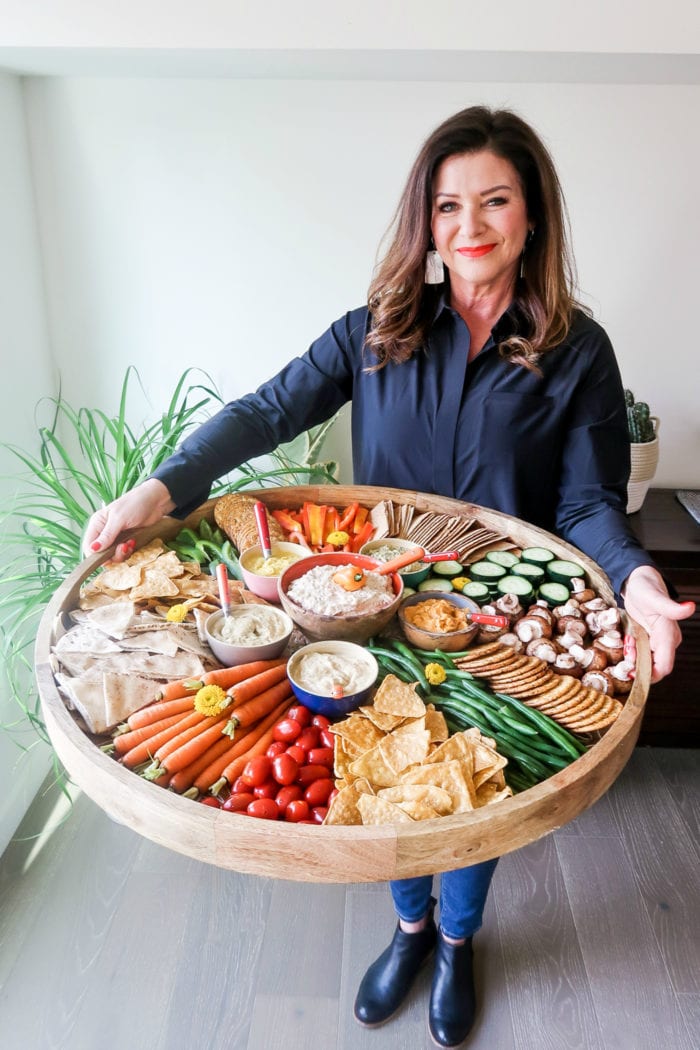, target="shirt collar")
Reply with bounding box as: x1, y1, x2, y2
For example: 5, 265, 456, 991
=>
431, 285, 520, 343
